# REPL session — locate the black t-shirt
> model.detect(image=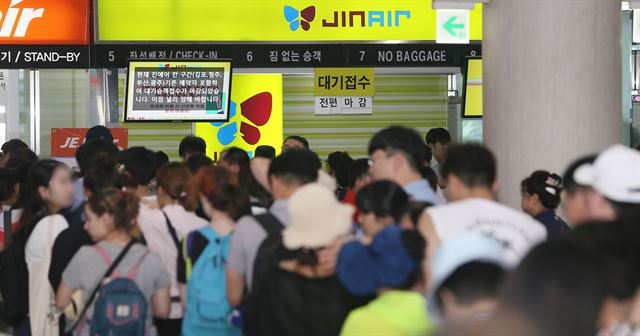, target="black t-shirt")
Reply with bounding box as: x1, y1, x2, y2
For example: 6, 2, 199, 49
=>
48, 204, 92, 291
255, 246, 367, 335
176, 230, 209, 284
